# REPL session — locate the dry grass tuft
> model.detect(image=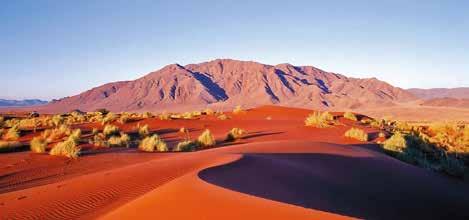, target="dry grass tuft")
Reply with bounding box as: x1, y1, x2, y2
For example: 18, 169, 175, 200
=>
344, 127, 368, 141
102, 112, 117, 125
92, 133, 106, 148
118, 113, 130, 124
197, 129, 216, 148
103, 124, 120, 138
138, 135, 168, 152
52, 115, 64, 127
3, 125, 20, 141
49, 136, 80, 158
107, 133, 131, 147
382, 132, 407, 153
159, 112, 171, 120
204, 108, 214, 115
304, 112, 335, 128
142, 112, 152, 119
174, 140, 198, 152
217, 114, 229, 120
138, 124, 150, 138
233, 105, 245, 114
343, 112, 358, 121
30, 136, 47, 153
42, 125, 72, 142
226, 128, 246, 141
